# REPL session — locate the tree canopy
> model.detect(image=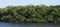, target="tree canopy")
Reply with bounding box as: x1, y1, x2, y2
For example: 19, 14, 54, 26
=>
0, 5, 60, 23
